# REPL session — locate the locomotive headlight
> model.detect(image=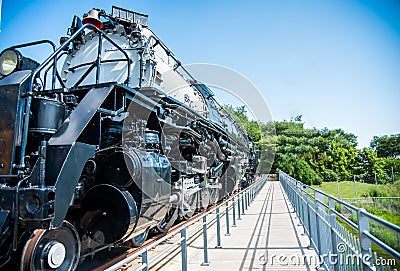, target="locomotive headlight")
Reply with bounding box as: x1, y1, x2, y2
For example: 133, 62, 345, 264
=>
0, 49, 21, 76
